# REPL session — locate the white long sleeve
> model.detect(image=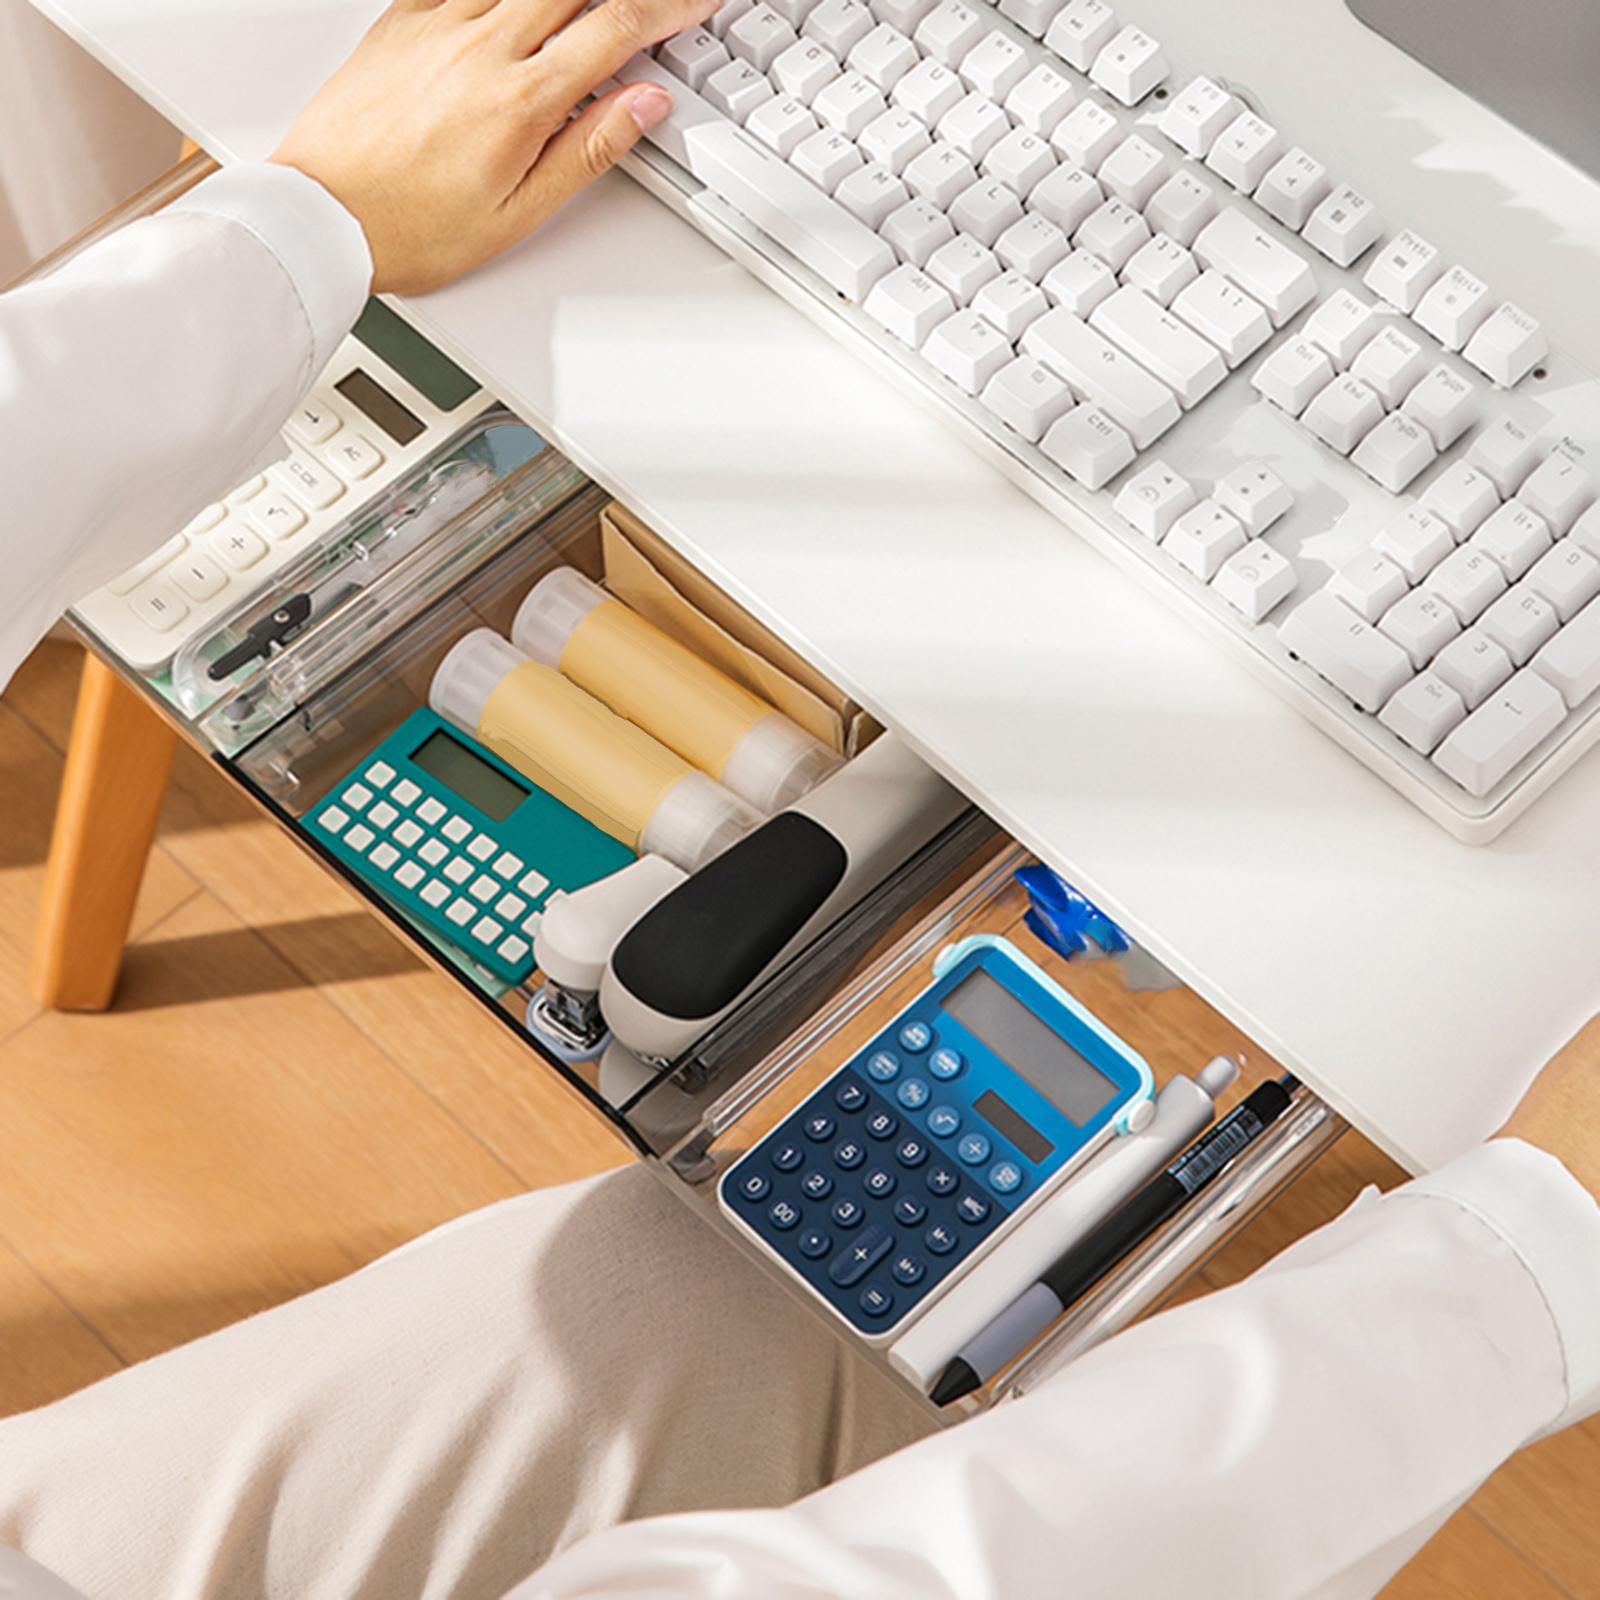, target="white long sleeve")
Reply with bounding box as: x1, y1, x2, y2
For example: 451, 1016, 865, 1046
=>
524, 1138, 1600, 1600
0, 161, 370, 691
